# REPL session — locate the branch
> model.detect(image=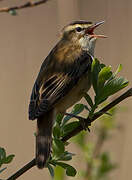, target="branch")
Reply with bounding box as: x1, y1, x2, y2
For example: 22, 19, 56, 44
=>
0, 0, 50, 13
7, 159, 36, 180
7, 88, 132, 180
62, 88, 132, 141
